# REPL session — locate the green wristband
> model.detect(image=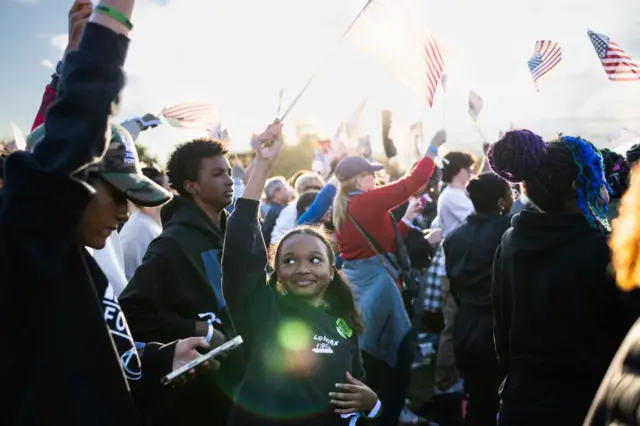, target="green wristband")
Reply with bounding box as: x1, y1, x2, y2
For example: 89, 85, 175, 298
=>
94, 5, 133, 30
